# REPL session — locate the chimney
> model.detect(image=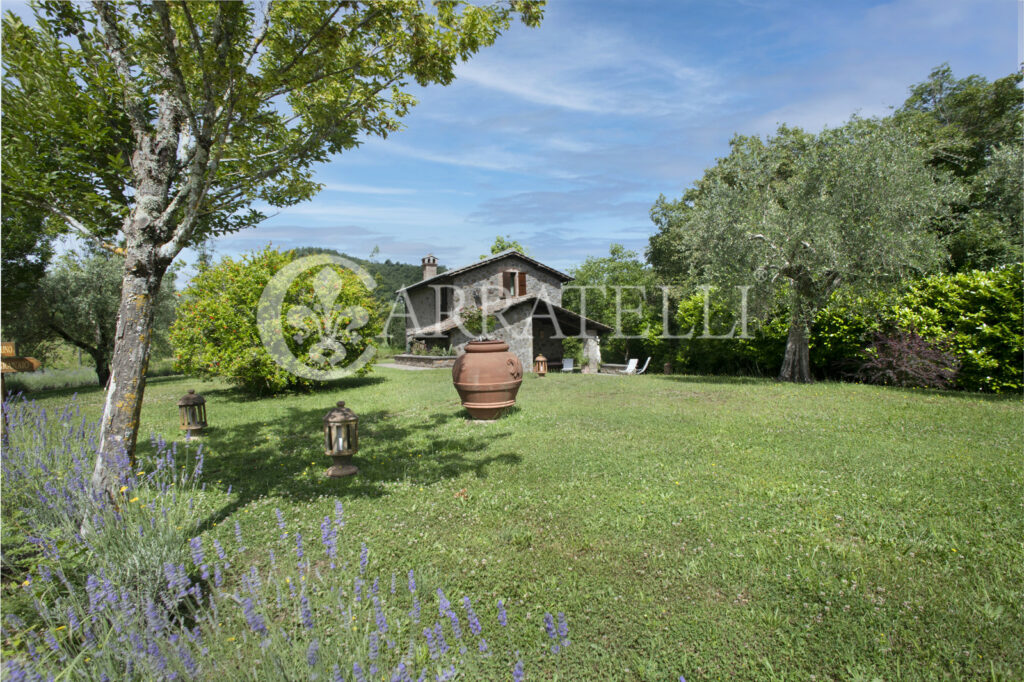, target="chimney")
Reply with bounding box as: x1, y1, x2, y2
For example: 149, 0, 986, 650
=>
421, 254, 438, 280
